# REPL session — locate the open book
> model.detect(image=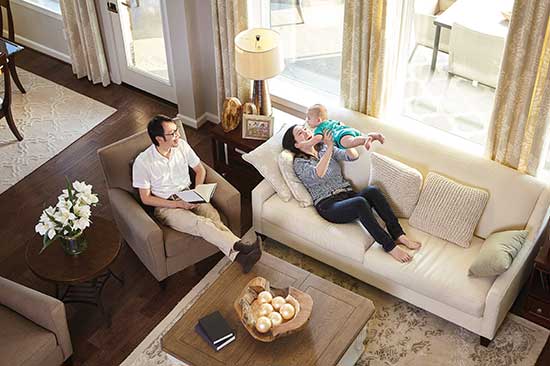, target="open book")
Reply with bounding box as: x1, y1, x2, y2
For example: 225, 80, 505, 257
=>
175, 183, 217, 204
